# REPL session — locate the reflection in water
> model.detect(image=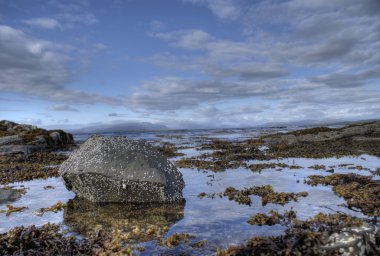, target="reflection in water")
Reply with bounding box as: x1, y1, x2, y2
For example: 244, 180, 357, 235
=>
64, 197, 185, 243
